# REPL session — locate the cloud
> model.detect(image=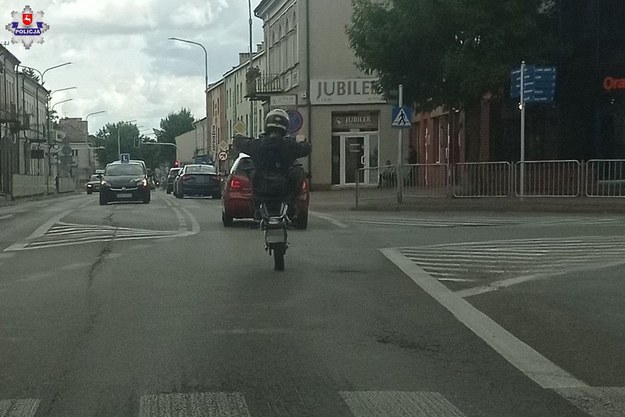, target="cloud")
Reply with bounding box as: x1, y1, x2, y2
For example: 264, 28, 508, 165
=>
3, 0, 263, 135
